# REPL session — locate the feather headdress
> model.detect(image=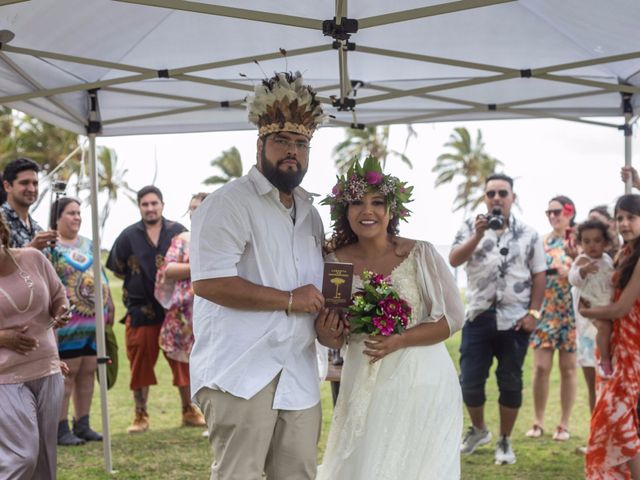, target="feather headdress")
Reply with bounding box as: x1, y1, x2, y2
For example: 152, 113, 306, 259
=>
247, 72, 326, 138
